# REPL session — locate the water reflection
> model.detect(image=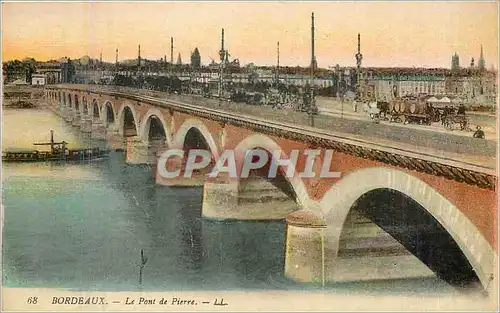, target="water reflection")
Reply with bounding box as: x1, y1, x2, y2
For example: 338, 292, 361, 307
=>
3, 109, 87, 149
